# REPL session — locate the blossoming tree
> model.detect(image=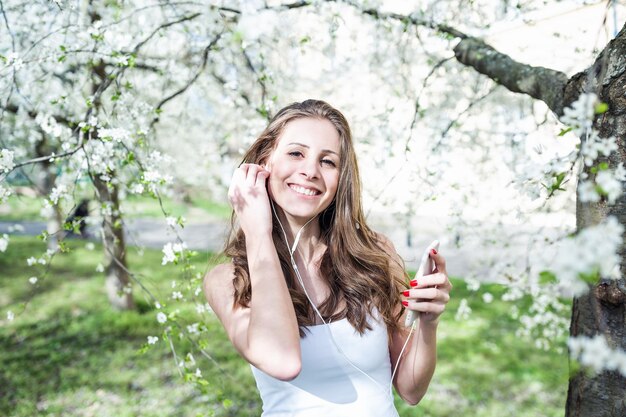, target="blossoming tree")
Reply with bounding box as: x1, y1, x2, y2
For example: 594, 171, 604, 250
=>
1, 0, 625, 415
